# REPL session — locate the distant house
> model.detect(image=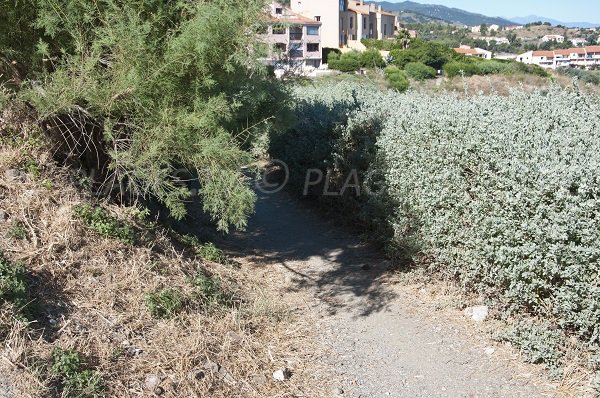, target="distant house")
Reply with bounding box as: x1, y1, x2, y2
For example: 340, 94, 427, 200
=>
516, 50, 555, 68
571, 38, 587, 46
516, 46, 600, 69
471, 25, 481, 33
480, 36, 510, 45
454, 46, 492, 60
541, 34, 565, 43
504, 25, 524, 31
489, 24, 500, 32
